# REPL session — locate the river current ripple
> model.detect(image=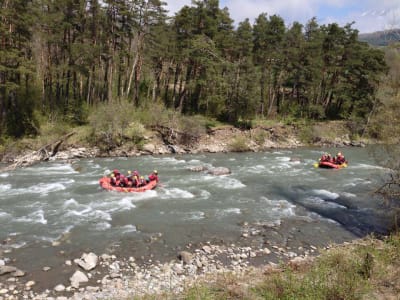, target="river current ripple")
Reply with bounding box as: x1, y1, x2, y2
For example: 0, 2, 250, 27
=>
0, 147, 394, 271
